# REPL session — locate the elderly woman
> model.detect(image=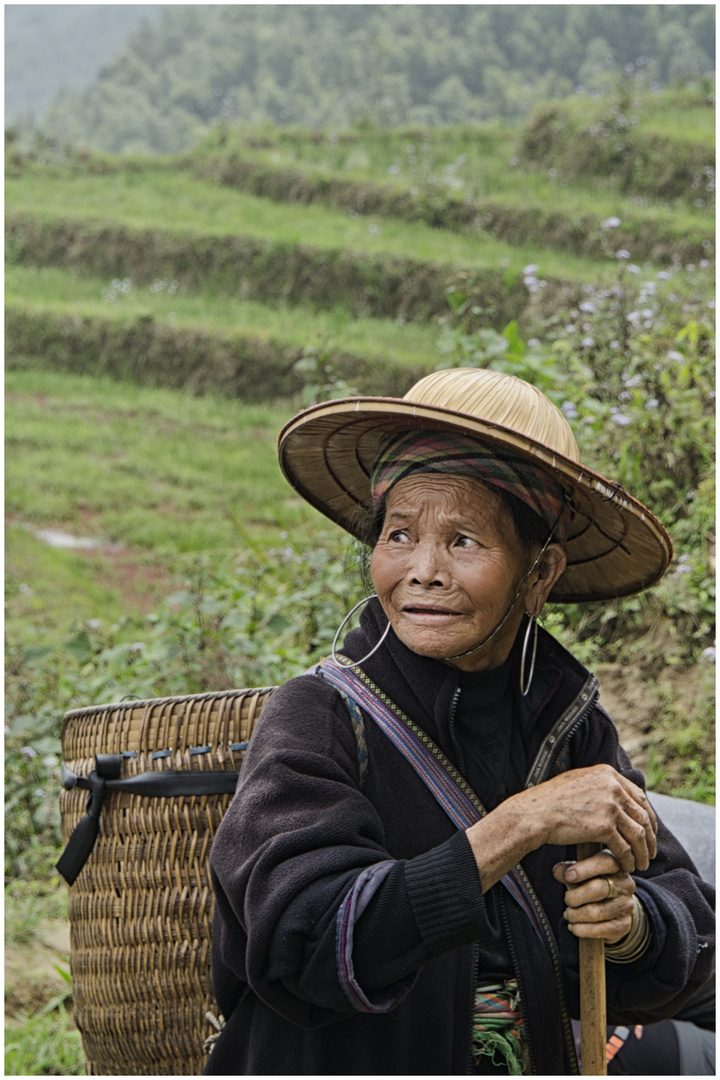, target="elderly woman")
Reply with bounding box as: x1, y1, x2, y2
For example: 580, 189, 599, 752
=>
206, 369, 714, 1075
